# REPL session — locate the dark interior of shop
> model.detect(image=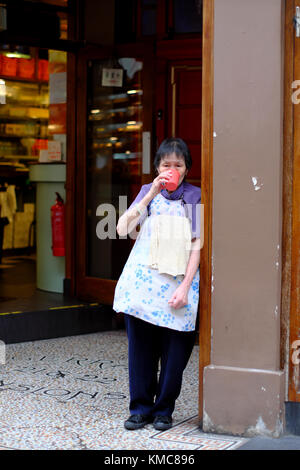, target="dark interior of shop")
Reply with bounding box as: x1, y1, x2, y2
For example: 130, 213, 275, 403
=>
0, 0, 202, 343
0, 1, 68, 313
